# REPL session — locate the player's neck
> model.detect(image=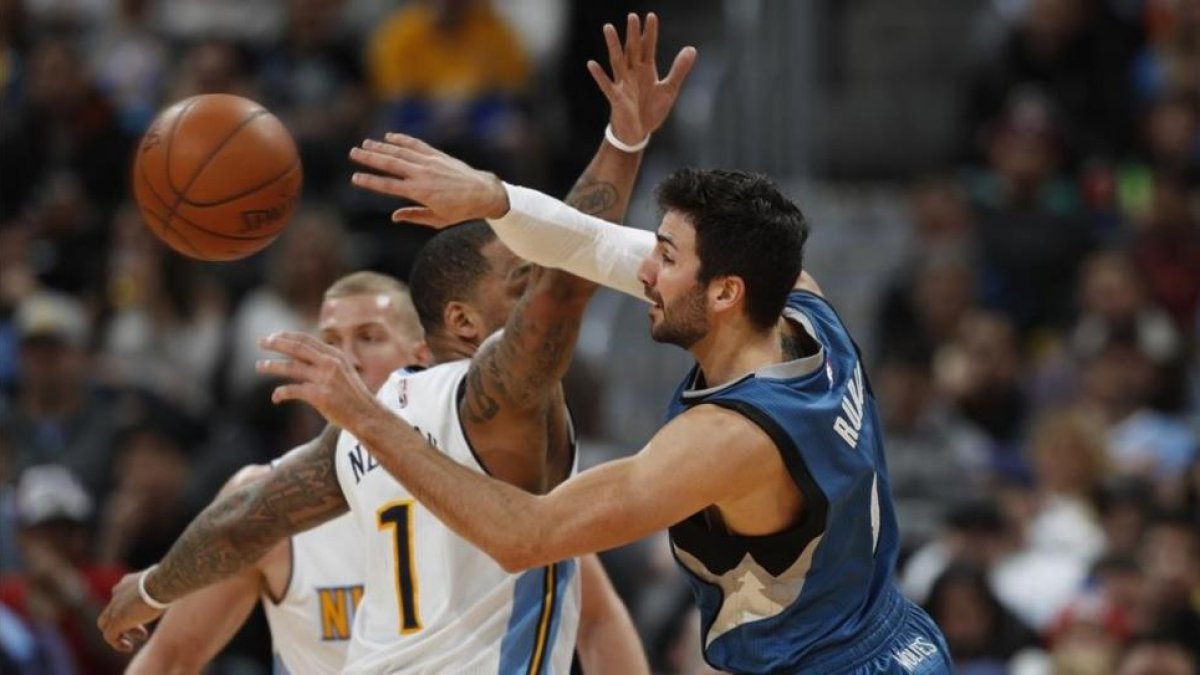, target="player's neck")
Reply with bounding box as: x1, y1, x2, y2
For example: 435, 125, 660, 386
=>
428, 333, 477, 363
690, 321, 781, 389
